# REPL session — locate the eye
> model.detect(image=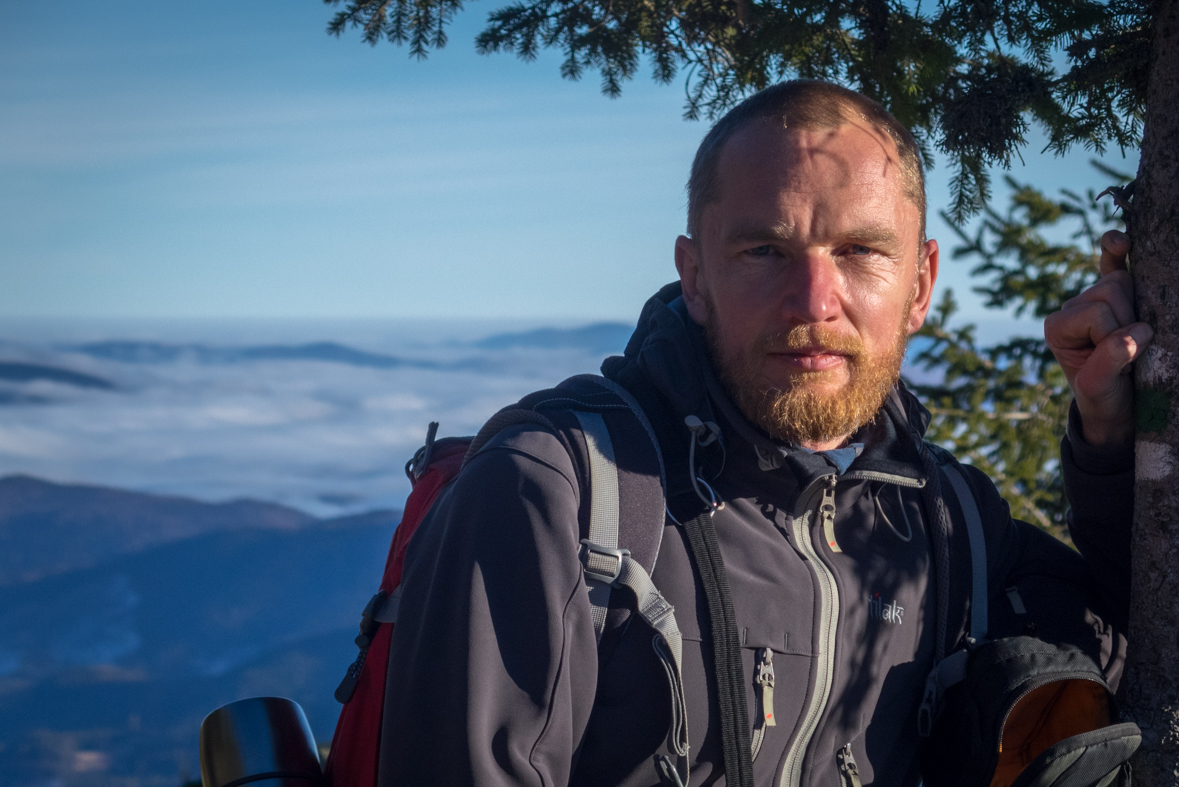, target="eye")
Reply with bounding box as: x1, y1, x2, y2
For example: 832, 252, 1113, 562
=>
746, 245, 775, 257
849, 244, 873, 256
